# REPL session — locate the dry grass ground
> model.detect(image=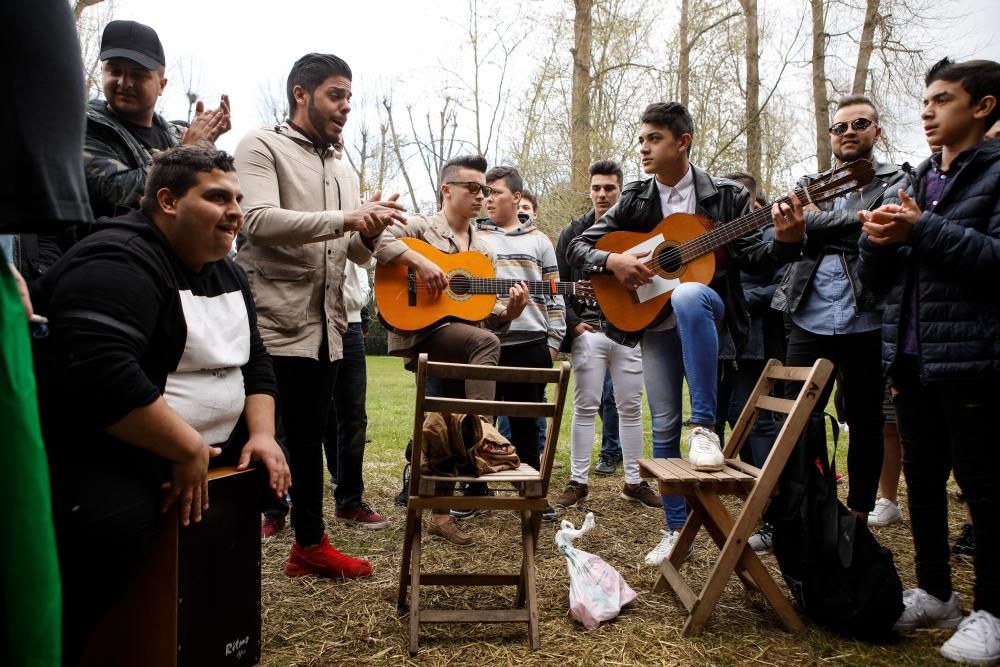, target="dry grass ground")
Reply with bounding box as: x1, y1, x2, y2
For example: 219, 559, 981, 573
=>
258, 356, 974, 666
